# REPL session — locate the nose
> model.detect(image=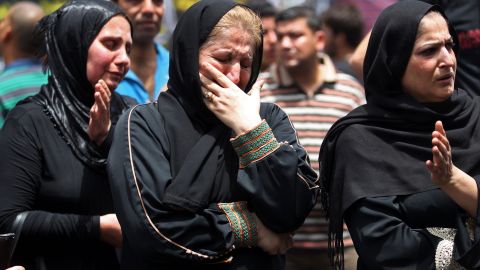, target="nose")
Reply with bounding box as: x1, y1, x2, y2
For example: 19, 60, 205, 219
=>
116, 48, 130, 70
266, 31, 277, 45
280, 36, 292, 50
141, 0, 154, 15
226, 62, 241, 85
439, 46, 455, 69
